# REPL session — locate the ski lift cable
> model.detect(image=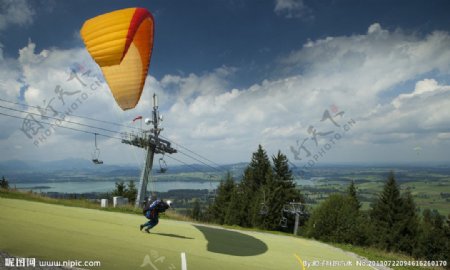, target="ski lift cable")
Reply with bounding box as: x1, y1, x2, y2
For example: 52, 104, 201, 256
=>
1, 98, 227, 174
0, 111, 122, 140
1, 98, 225, 172
114, 103, 144, 174
175, 149, 225, 173
164, 154, 215, 174
0, 97, 140, 131
159, 134, 226, 170
0, 111, 224, 174
0, 104, 128, 135
1, 105, 224, 173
